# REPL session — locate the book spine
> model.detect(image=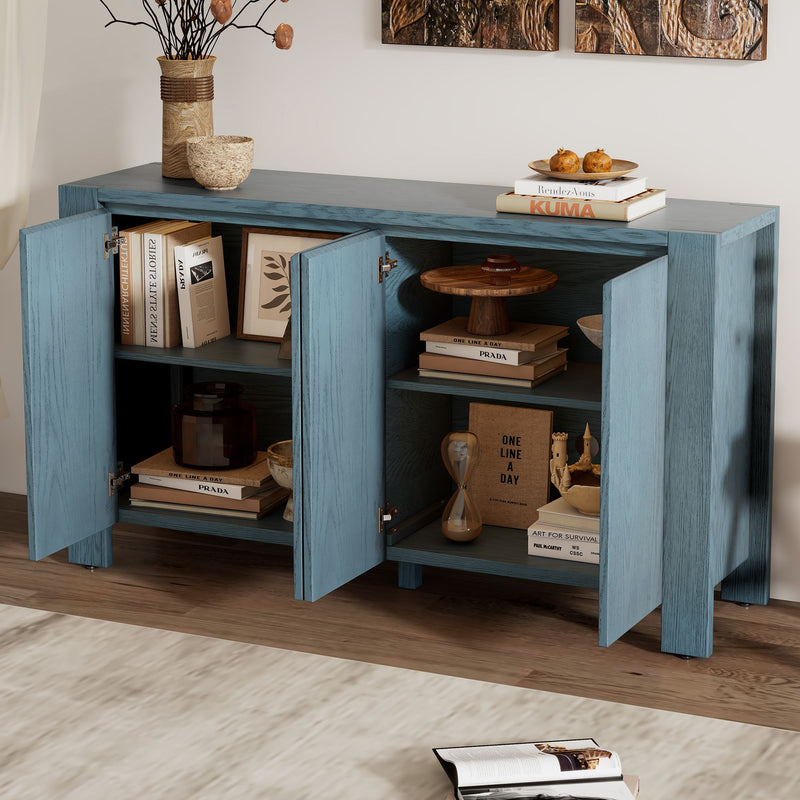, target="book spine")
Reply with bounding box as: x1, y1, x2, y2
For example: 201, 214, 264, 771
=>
174, 247, 195, 348
527, 525, 600, 543
425, 340, 533, 365
138, 473, 256, 499
118, 231, 132, 344
527, 530, 600, 563
419, 350, 566, 379
143, 231, 163, 347
128, 233, 146, 346
513, 177, 646, 202
497, 193, 629, 221
536, 513, 600, 533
